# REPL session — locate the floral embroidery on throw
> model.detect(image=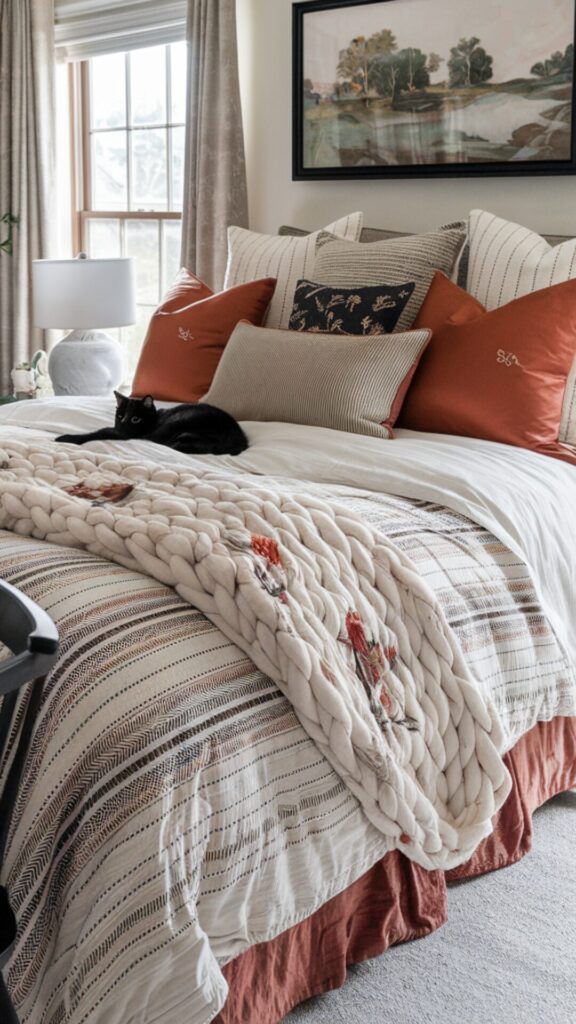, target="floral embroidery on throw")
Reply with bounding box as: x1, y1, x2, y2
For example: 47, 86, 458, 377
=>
226, 530, 288, 603
340, 612, 417, 731
384, 645, 397, 671
178, 327, 195, 342
250, 534, 283, 567
254, 561, 289, 602
345, 610, 384, 683
250, 534, 288, 601
65, 482, 134, 505
342, 610, 394, 718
